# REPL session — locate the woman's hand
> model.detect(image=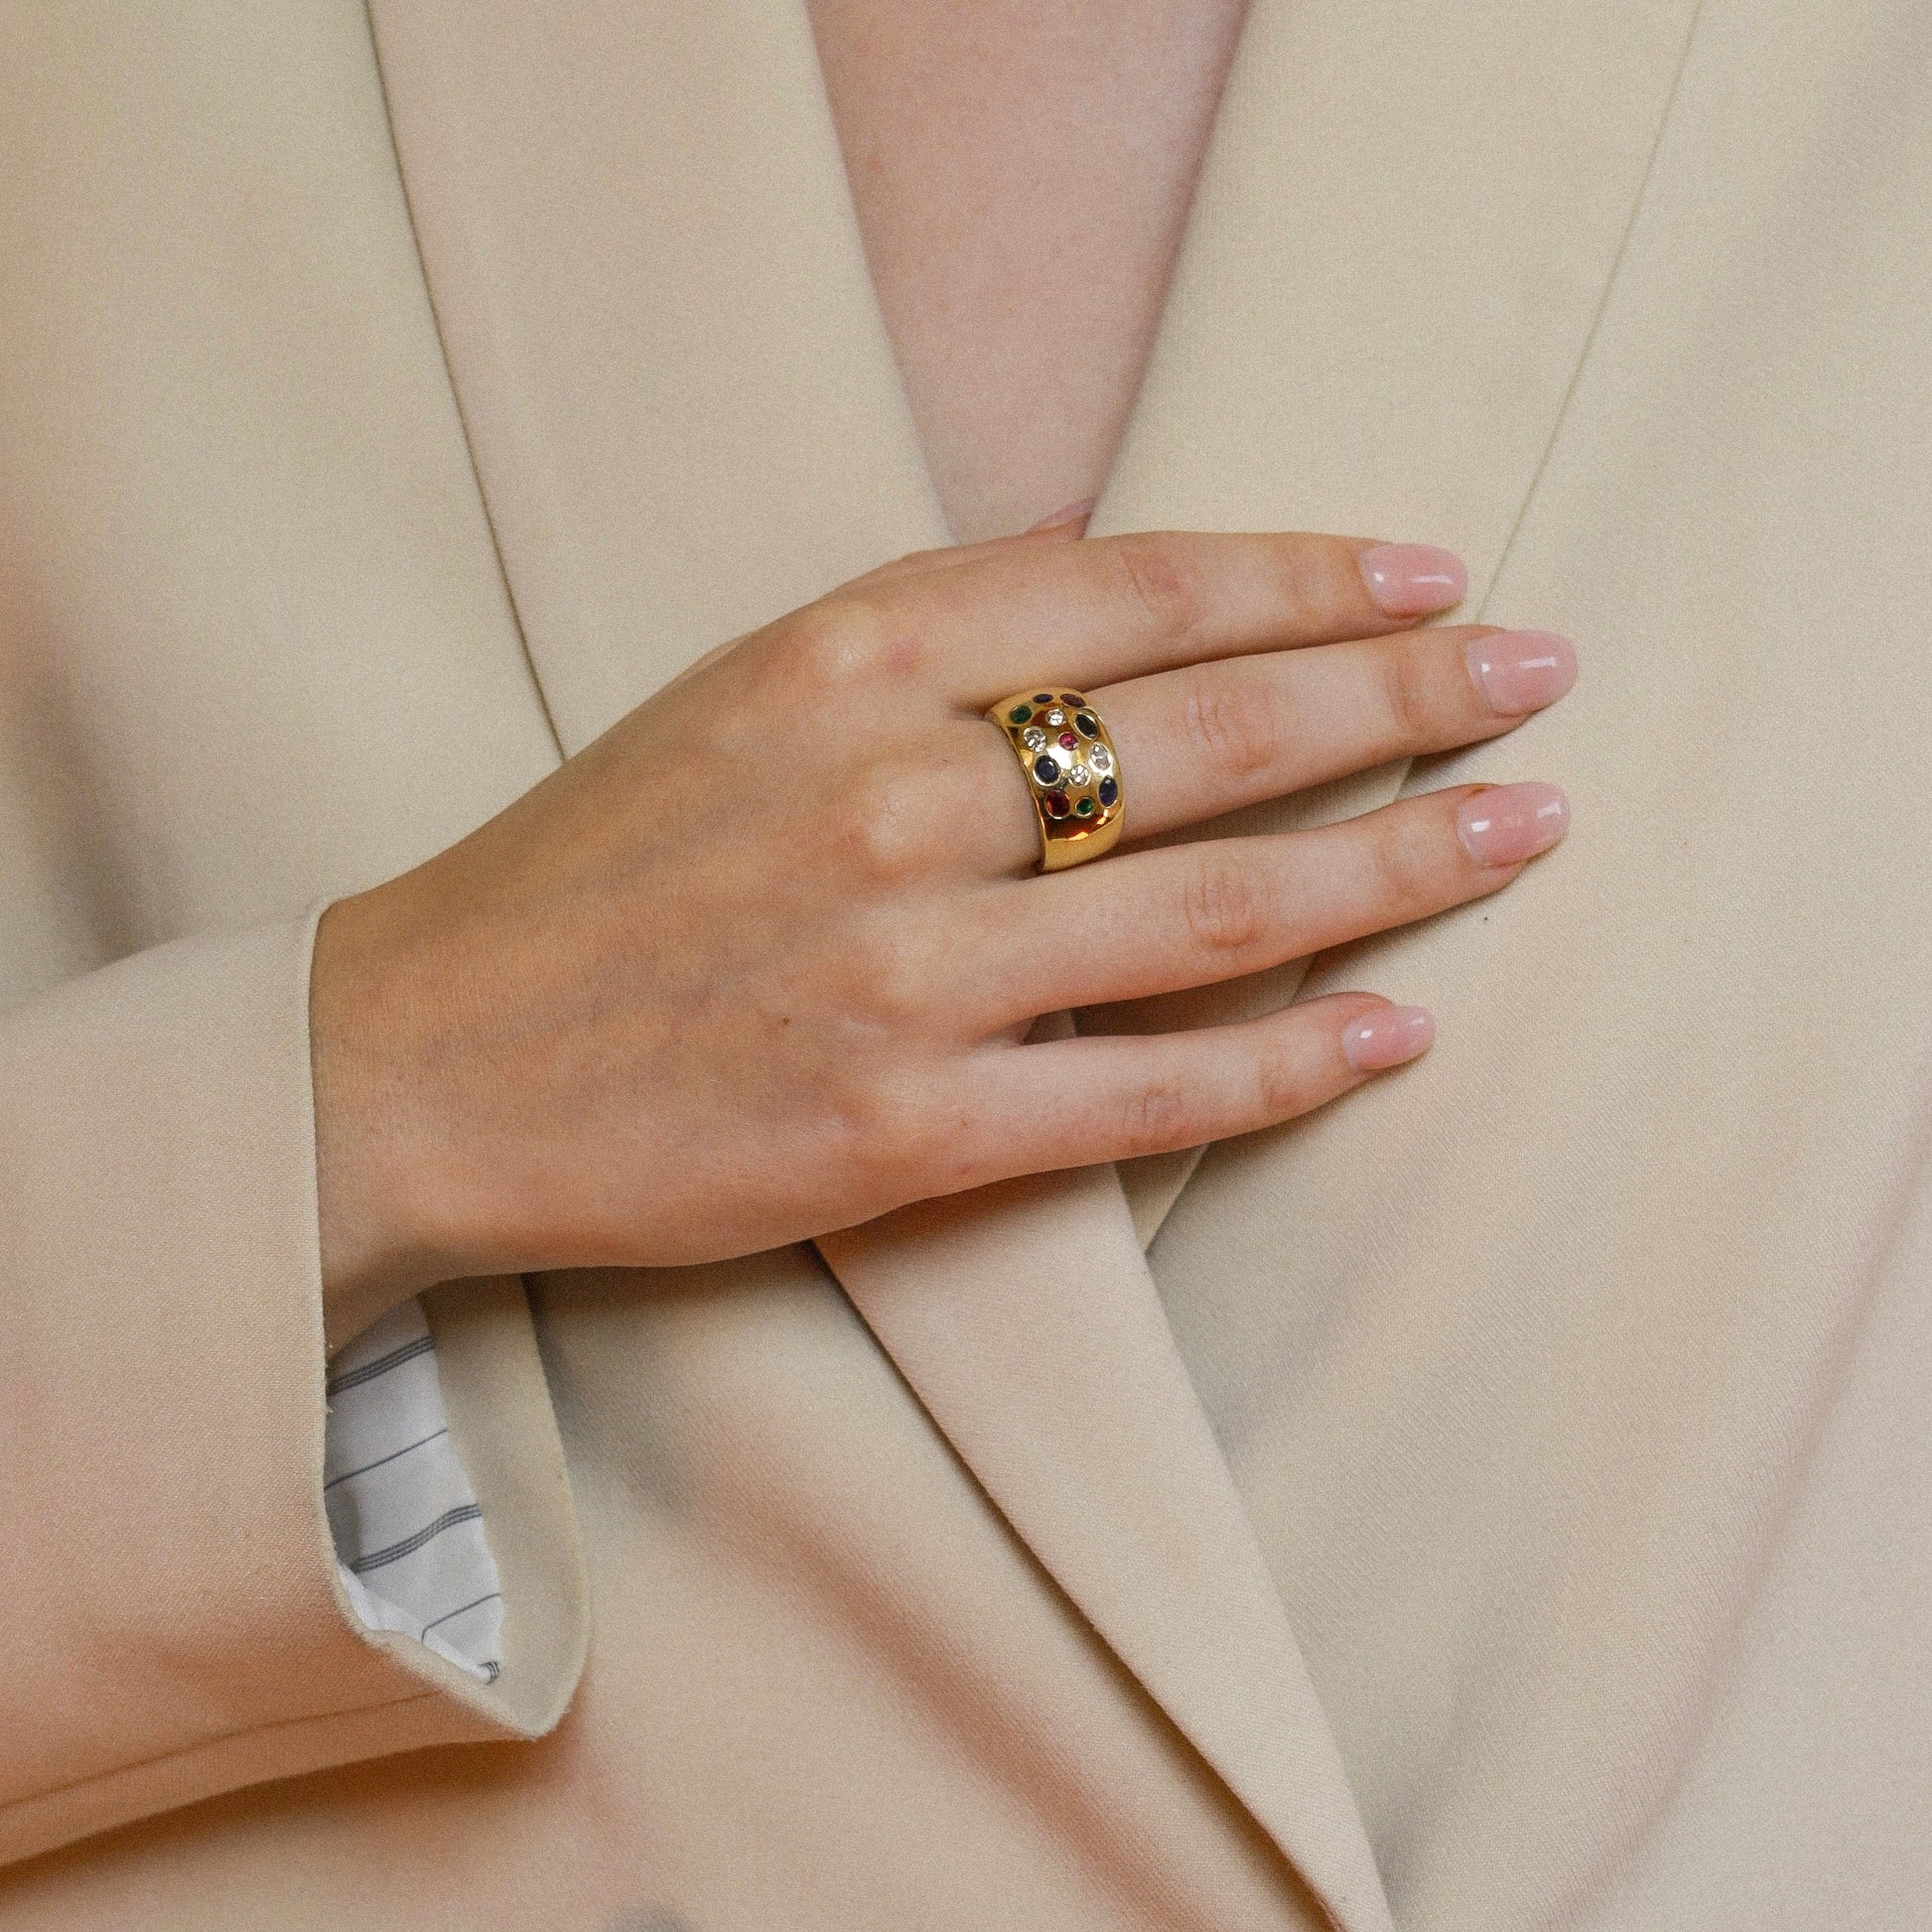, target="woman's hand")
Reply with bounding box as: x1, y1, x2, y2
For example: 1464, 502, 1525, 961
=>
311, 529, 1574, 1340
